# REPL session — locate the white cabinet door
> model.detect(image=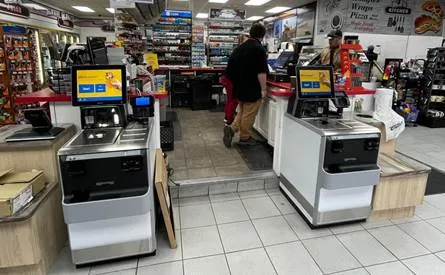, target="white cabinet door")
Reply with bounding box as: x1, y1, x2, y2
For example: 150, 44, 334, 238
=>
268, 99, 277, 146
258, 99, 269, 139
